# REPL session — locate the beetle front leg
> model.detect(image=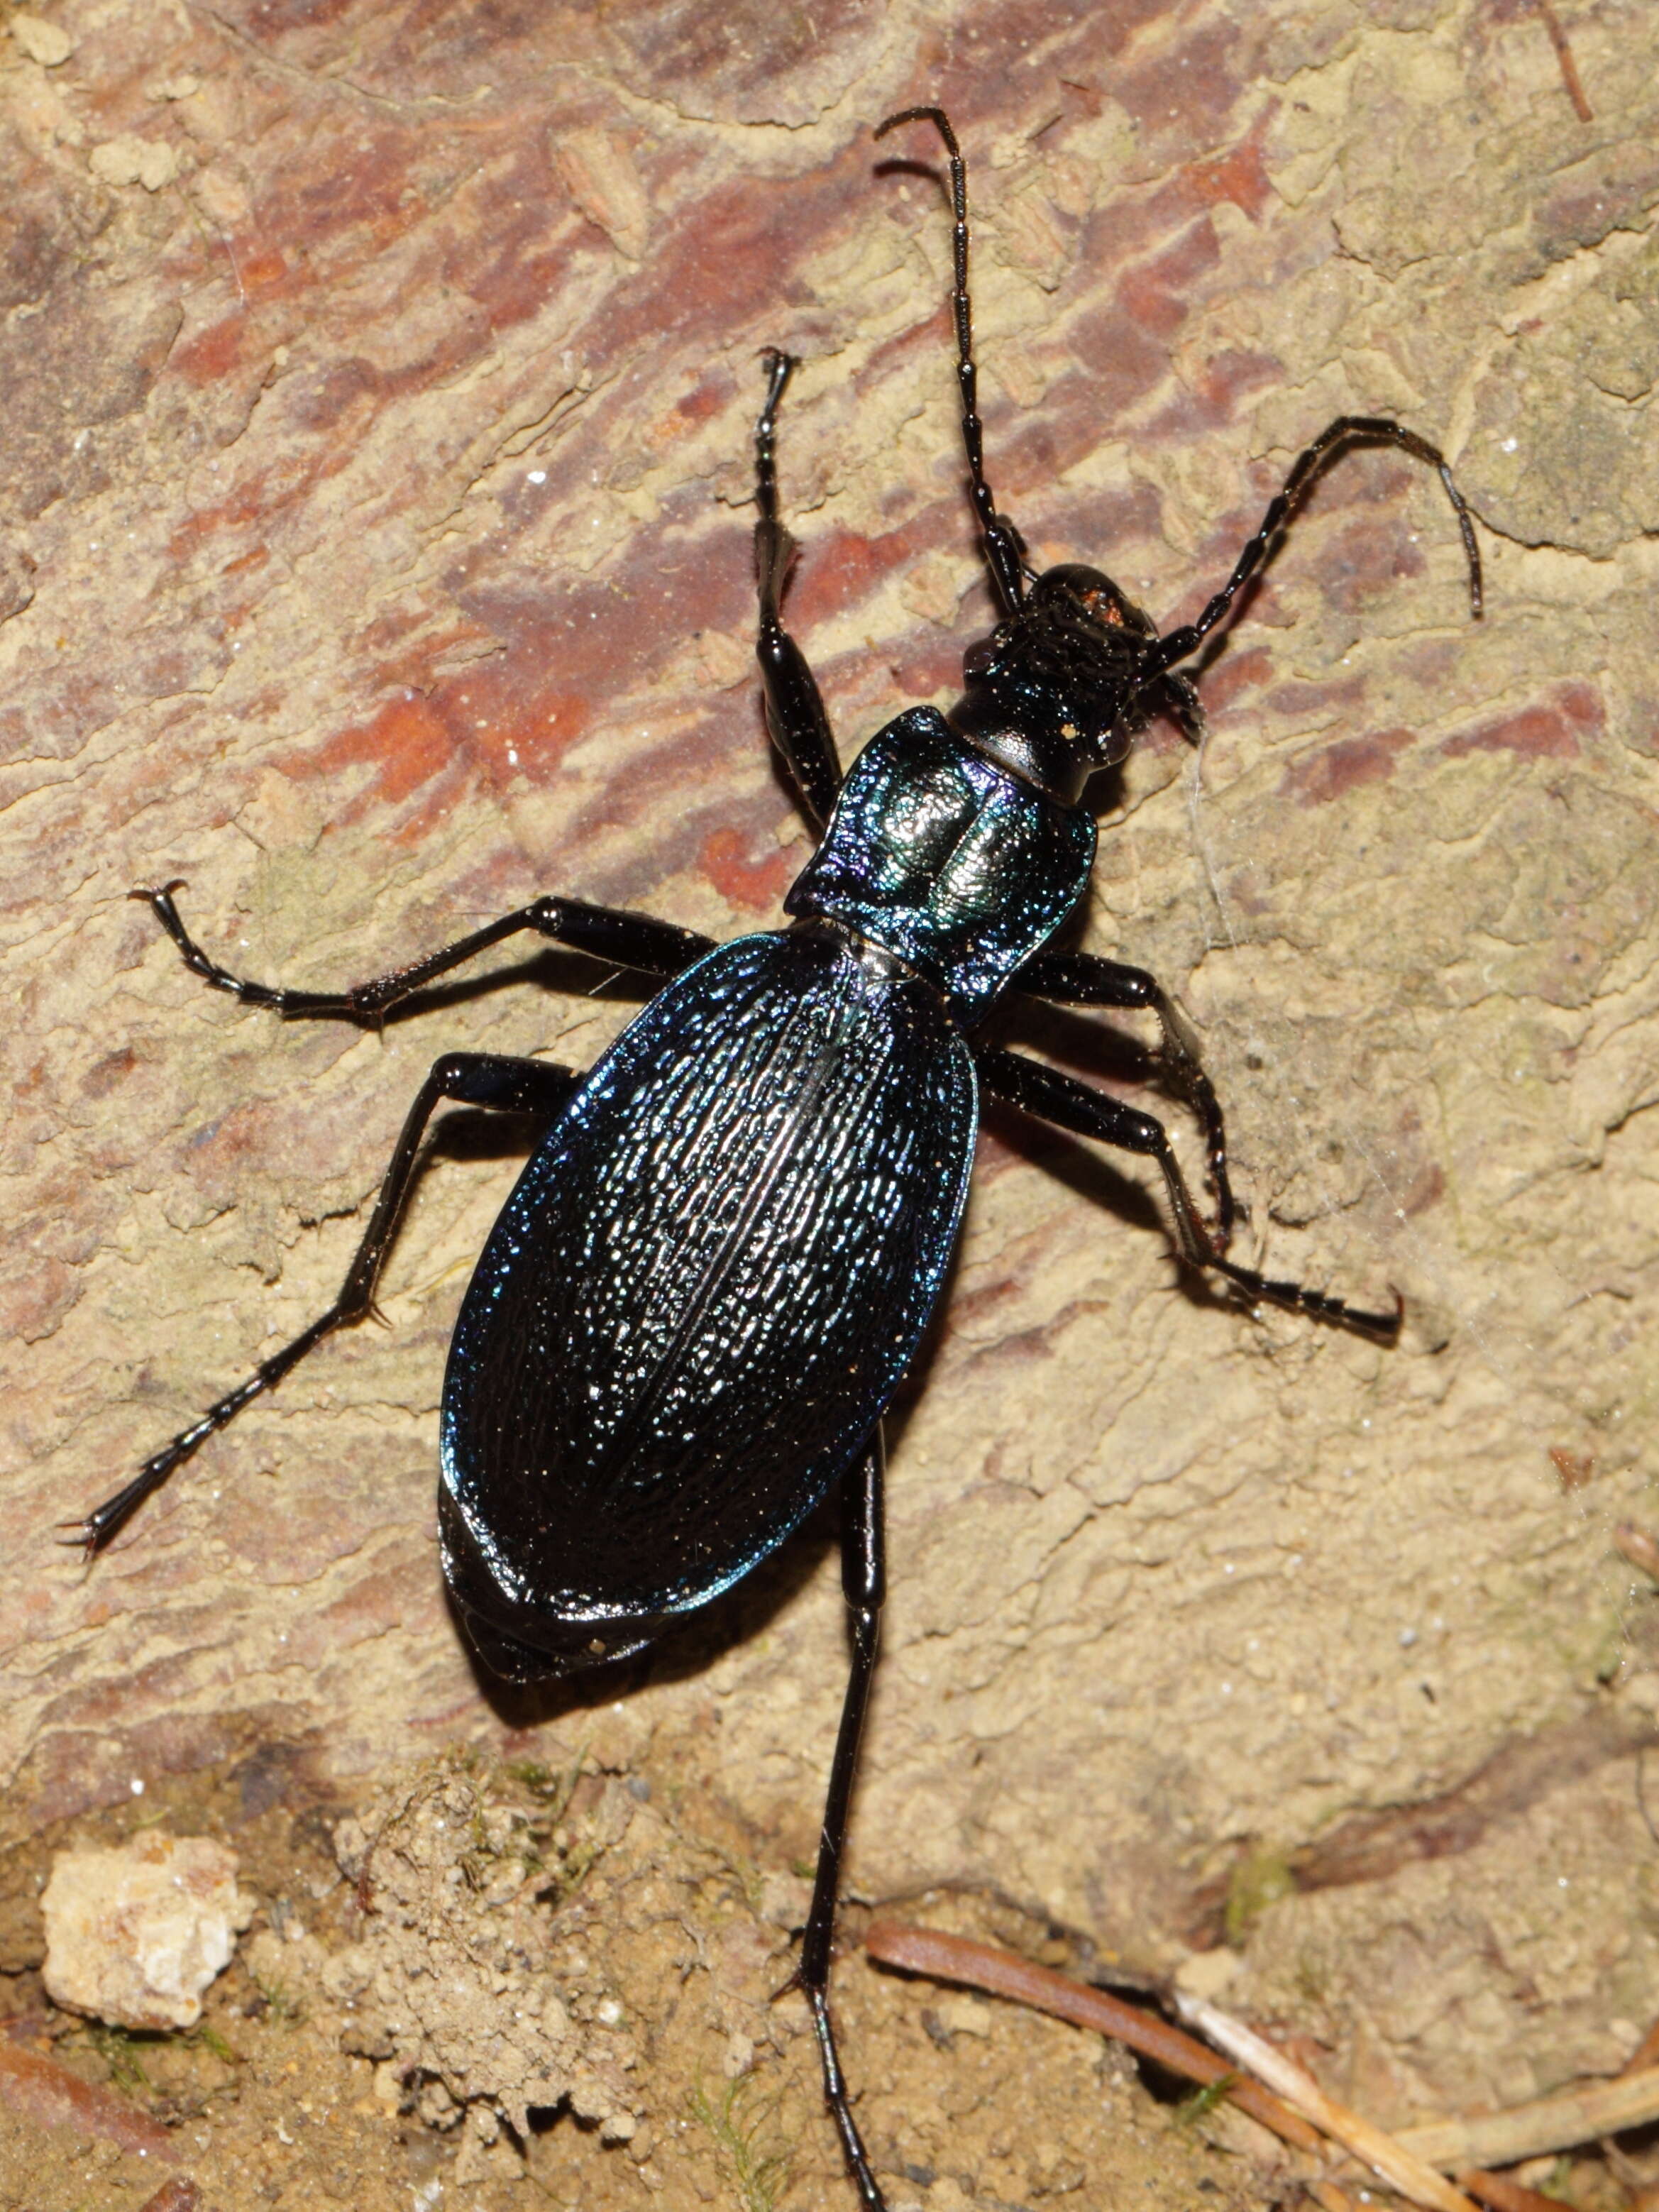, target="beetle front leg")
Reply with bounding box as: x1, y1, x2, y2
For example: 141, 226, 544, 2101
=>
754, 350, 843, 830
1015, 948, 1236, 1247
978, 1046, 1401, 1339
133, 883, 713, 1023
65, 1052, 583, 1552
795, 1426, 888, 2210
